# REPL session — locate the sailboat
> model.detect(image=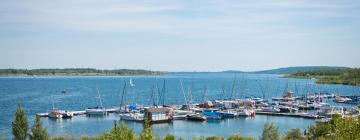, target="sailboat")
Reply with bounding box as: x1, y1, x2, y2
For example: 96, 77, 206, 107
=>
129, 79, 135, 87
86, 88, 107, 115
119, 82, 144, 121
